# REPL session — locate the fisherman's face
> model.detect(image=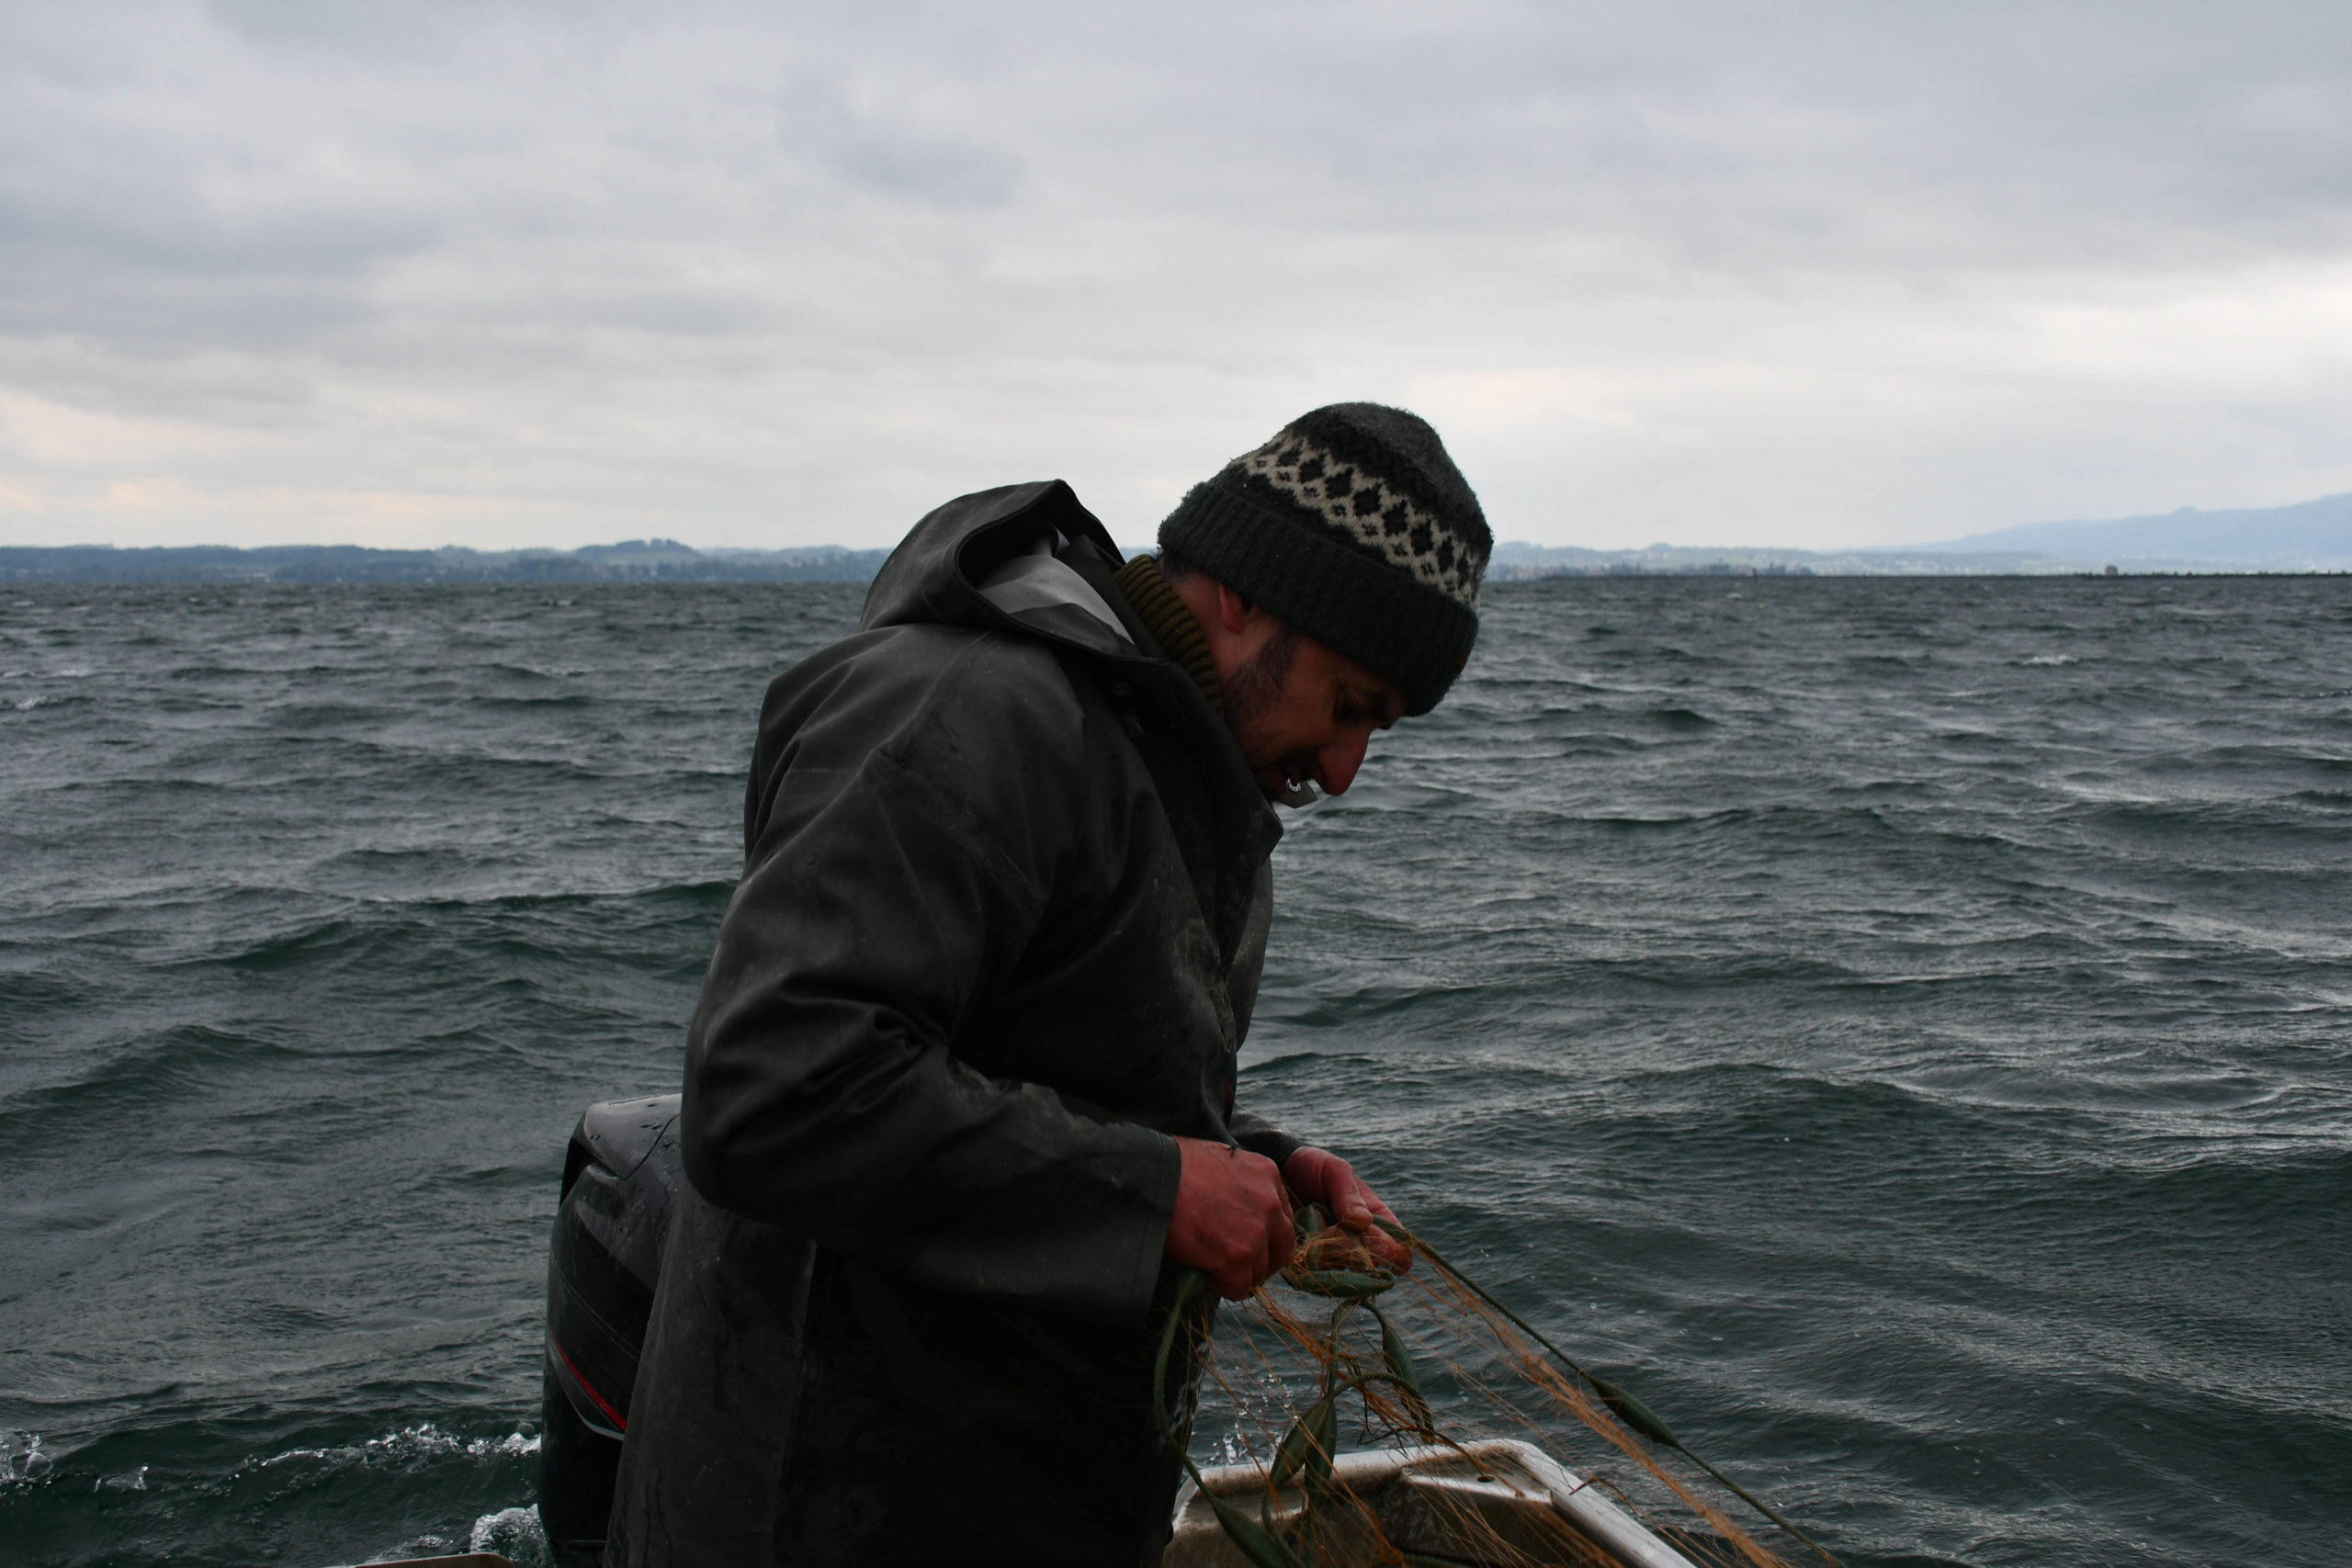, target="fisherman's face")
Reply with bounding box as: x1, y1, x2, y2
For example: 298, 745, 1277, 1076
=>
1223, 626, 1407, 799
